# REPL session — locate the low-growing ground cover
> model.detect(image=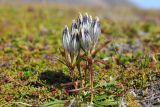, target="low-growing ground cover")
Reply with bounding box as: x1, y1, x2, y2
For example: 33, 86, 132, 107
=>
0, 4, 160, 107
